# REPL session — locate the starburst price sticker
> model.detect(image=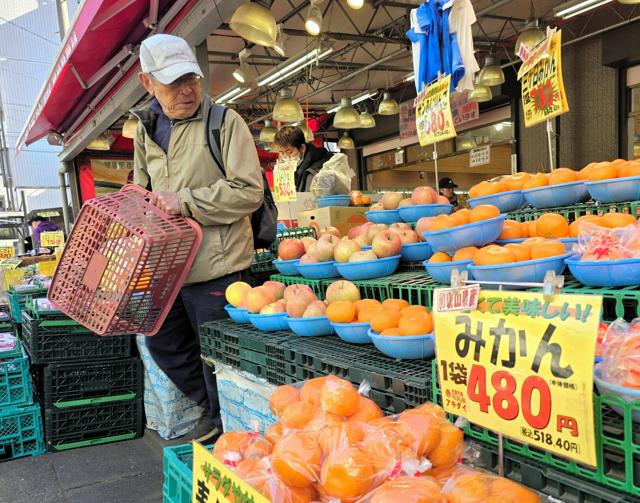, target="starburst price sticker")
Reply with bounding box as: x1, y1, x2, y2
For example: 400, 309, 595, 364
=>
415, 75, 456, 146
433, 289, 602, 466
